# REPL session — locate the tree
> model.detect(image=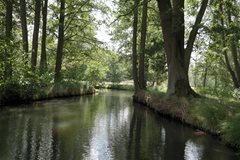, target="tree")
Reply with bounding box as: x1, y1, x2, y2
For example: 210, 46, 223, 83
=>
138, 0, 148, 89
54, 0, 65, 82
19, 0, 29, 56
31, 0, 41, 70
156, 0, 208, 97
219, 2, 240, 88
40, 0, 48, 74
132, 0, 139, 91
4, 0, 13, 78
210, 0, 240, 88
